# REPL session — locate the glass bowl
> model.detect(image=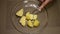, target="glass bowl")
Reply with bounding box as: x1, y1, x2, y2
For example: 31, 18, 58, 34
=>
10, 1, 48, 34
